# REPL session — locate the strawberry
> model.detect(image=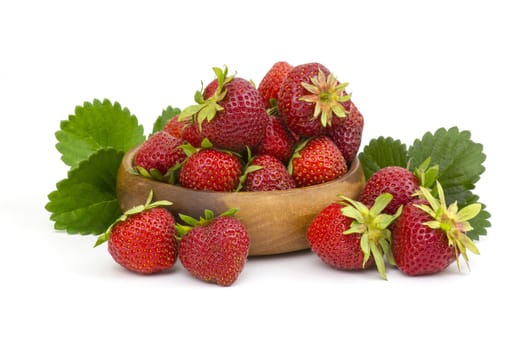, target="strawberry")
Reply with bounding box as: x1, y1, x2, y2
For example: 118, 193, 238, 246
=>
179, 145, 242, 192
306, 193, 401, 279
254, 115, 296, 163
289, 136, 347, 187
163, 115, 186, 138
359, 166, 420, 215
307, 203, 369, 270
243, 154, 296, 191
278, 62, 351, 137
177, 209, 250, 286
134, 131, 186, 180
94, 191, 177, 274
392, 183, 481, 276
181, 122, 205, 148
258, 61, 293, 110
179, 66, 268, 153
327, 100, 364, 163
